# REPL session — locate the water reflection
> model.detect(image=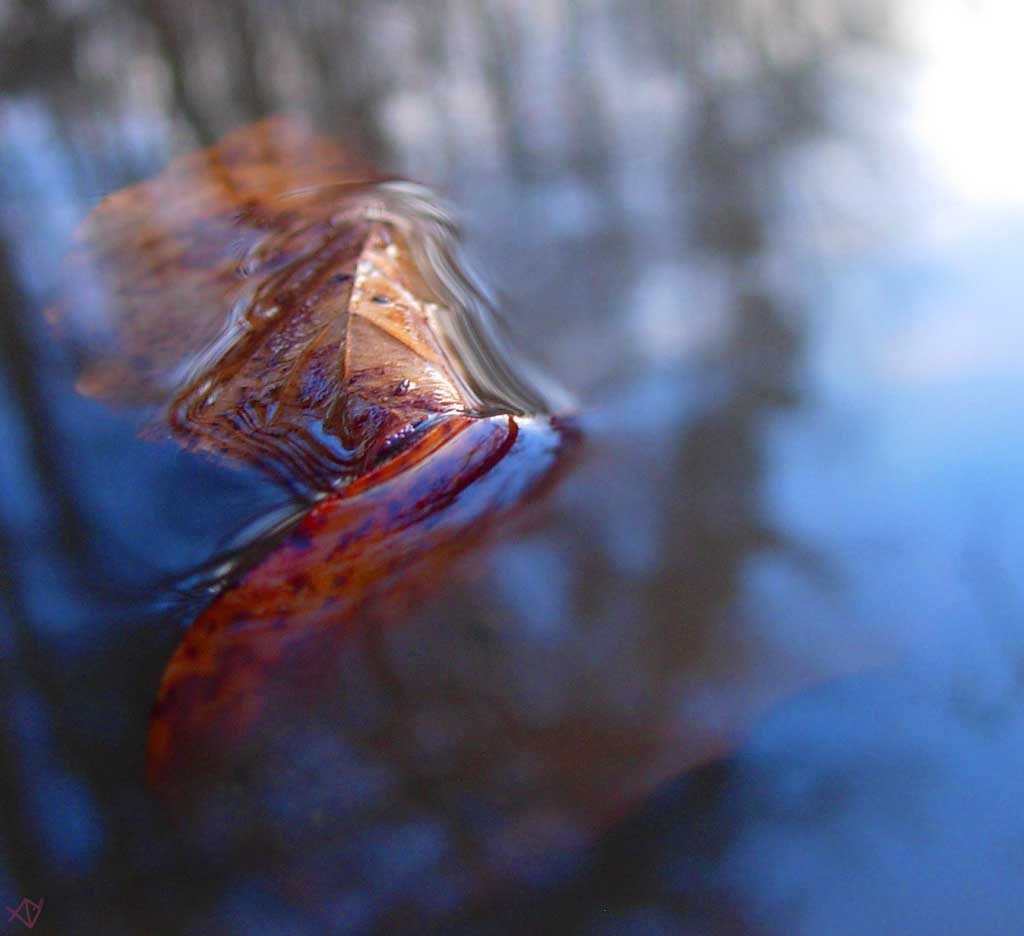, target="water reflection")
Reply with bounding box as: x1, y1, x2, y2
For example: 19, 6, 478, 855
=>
2, 1, 1023, 934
